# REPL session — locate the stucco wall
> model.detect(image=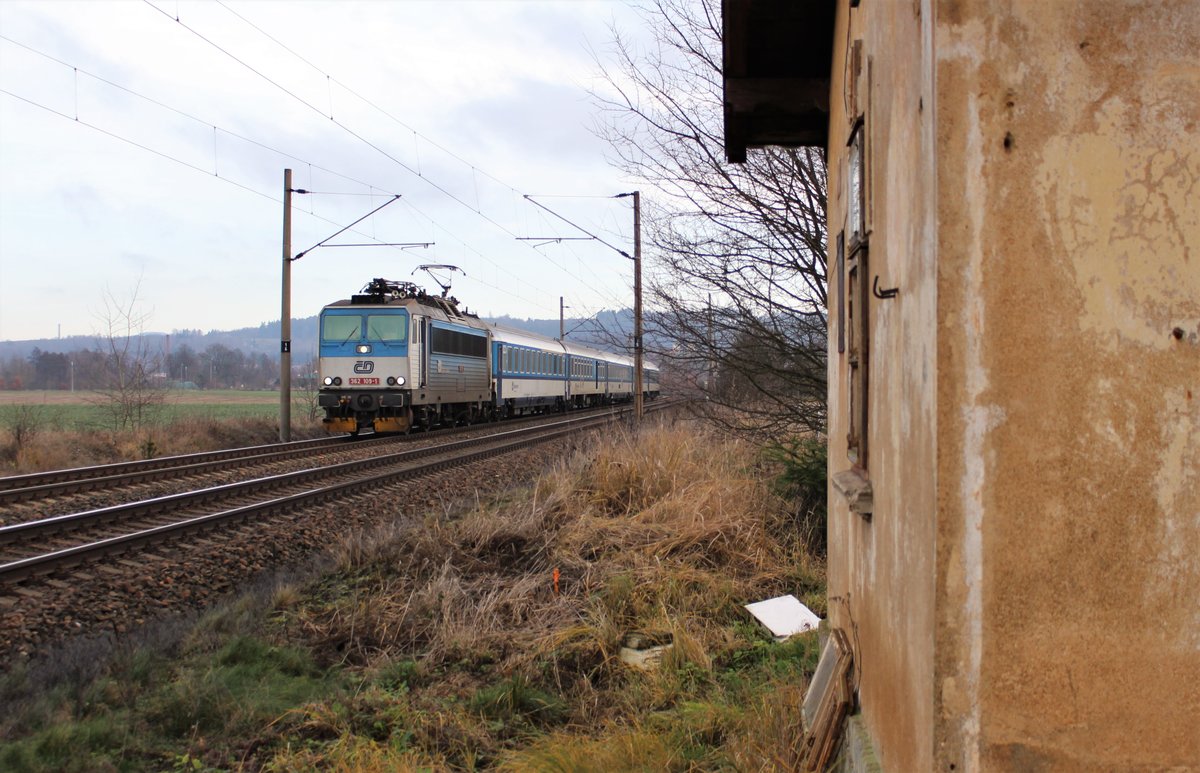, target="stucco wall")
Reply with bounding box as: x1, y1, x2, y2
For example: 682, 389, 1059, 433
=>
934, 0, 1200, 769
826, 2, 938, 771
